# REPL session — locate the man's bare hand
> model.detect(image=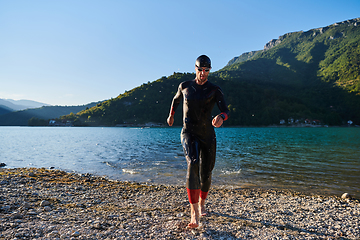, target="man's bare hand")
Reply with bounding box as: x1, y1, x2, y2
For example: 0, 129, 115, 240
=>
167, 115, 174, 126
212, 115, 224, 128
